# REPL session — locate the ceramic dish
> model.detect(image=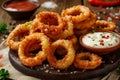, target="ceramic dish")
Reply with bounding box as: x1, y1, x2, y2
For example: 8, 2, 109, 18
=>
79, 32, 120, 55
1, 0, 40, 20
